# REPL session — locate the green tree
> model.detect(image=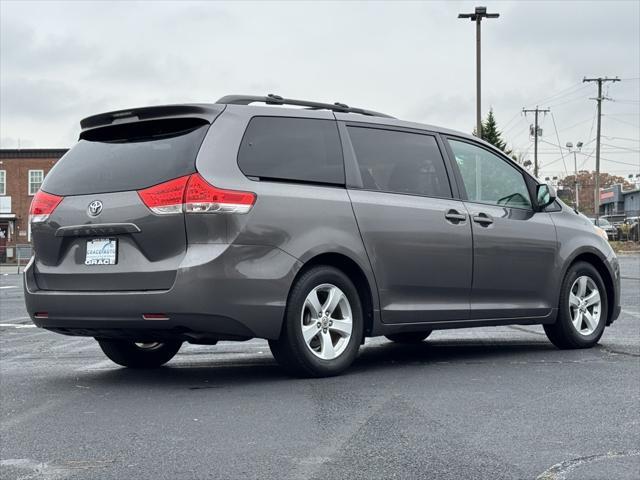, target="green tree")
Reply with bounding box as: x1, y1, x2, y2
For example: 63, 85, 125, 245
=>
473, 108, 512, 156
